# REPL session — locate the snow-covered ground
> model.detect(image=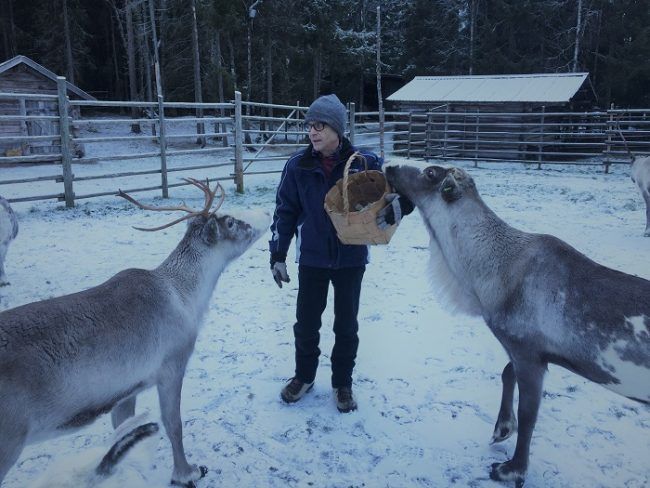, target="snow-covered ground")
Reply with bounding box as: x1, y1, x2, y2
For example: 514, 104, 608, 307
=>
1, 137, 649, 488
